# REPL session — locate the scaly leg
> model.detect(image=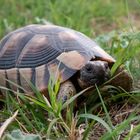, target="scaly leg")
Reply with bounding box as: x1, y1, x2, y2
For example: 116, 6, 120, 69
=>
57, 80, 76, 103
